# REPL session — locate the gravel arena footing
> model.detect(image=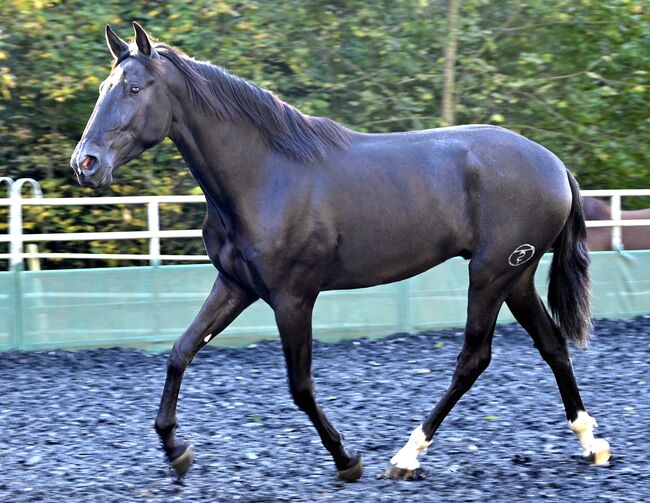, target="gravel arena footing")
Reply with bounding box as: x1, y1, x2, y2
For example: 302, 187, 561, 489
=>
1, 317, 649, 502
